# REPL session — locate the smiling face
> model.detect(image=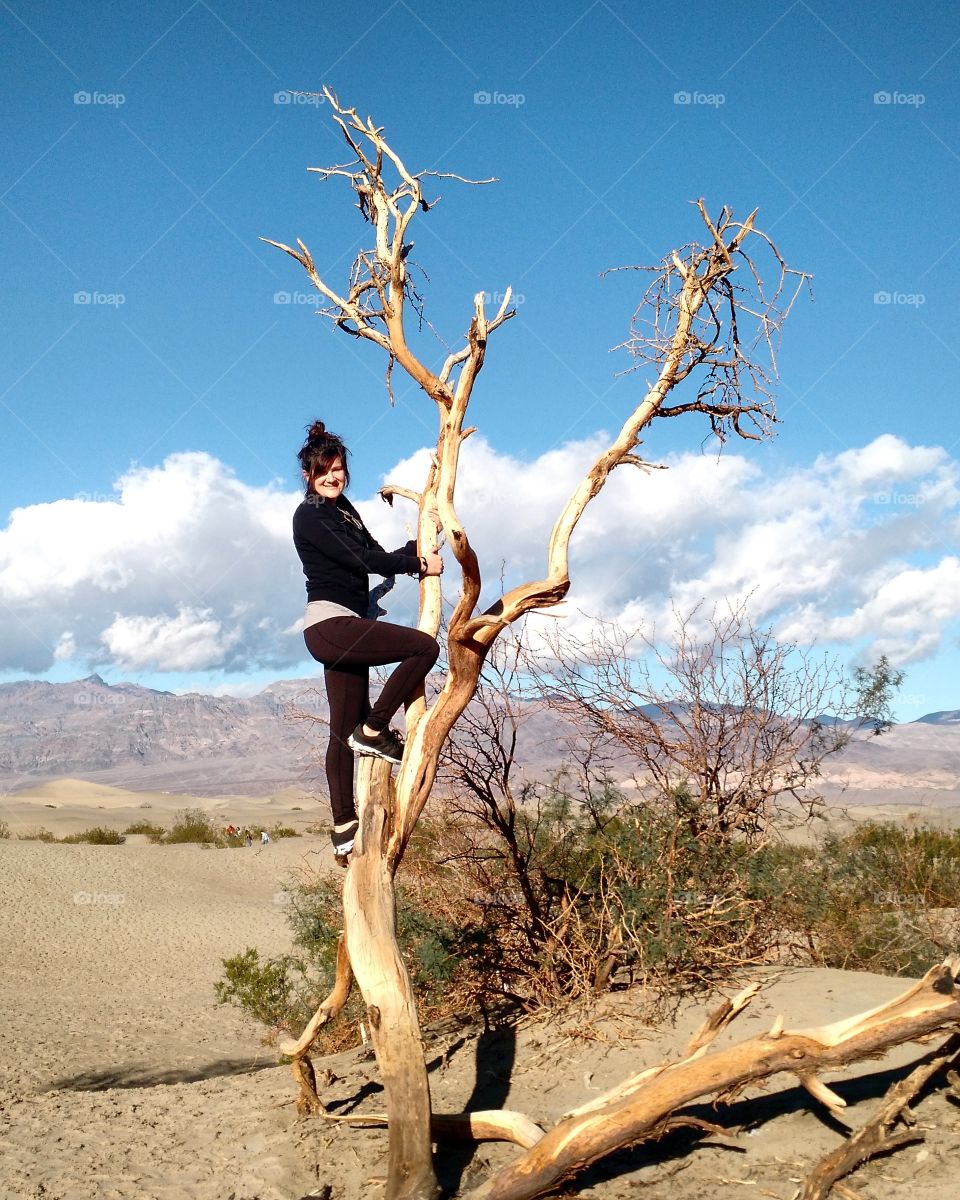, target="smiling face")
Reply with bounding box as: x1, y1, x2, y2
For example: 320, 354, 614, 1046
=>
309, 454, 346, 501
